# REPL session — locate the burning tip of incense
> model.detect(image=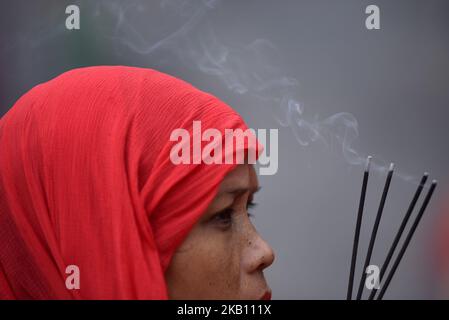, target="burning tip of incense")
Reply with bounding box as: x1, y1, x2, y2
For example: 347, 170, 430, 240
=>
389, 163, 395, 171
431, 179, 438, 185
423, 172, 429, 177
365, 156, 372, 171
